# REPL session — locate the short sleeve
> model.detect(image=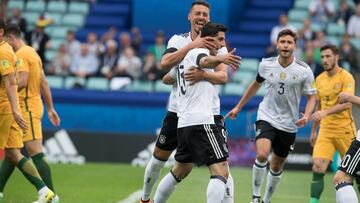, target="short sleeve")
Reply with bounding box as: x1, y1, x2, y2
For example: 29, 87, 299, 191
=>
341, 72, 355, 94
16, 52, 29, 73
0, 52, 14, 77
303, 69, 316, 95
166, 35, 180, 50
